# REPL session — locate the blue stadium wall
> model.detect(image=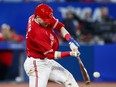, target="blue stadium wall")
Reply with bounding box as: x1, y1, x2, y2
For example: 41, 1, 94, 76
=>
0, 42, 116, 82
0, 2, 116, 36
